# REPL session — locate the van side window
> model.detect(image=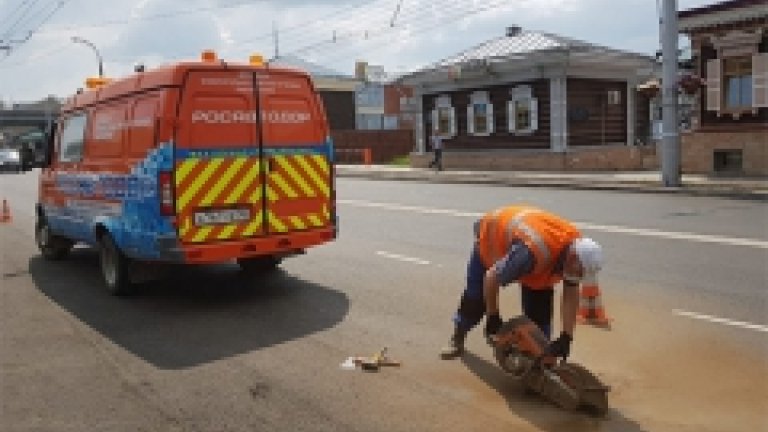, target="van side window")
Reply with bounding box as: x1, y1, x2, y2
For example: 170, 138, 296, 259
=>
89, 103, 127, 158
129, 95, 160, 156
59, 113, 87, 163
